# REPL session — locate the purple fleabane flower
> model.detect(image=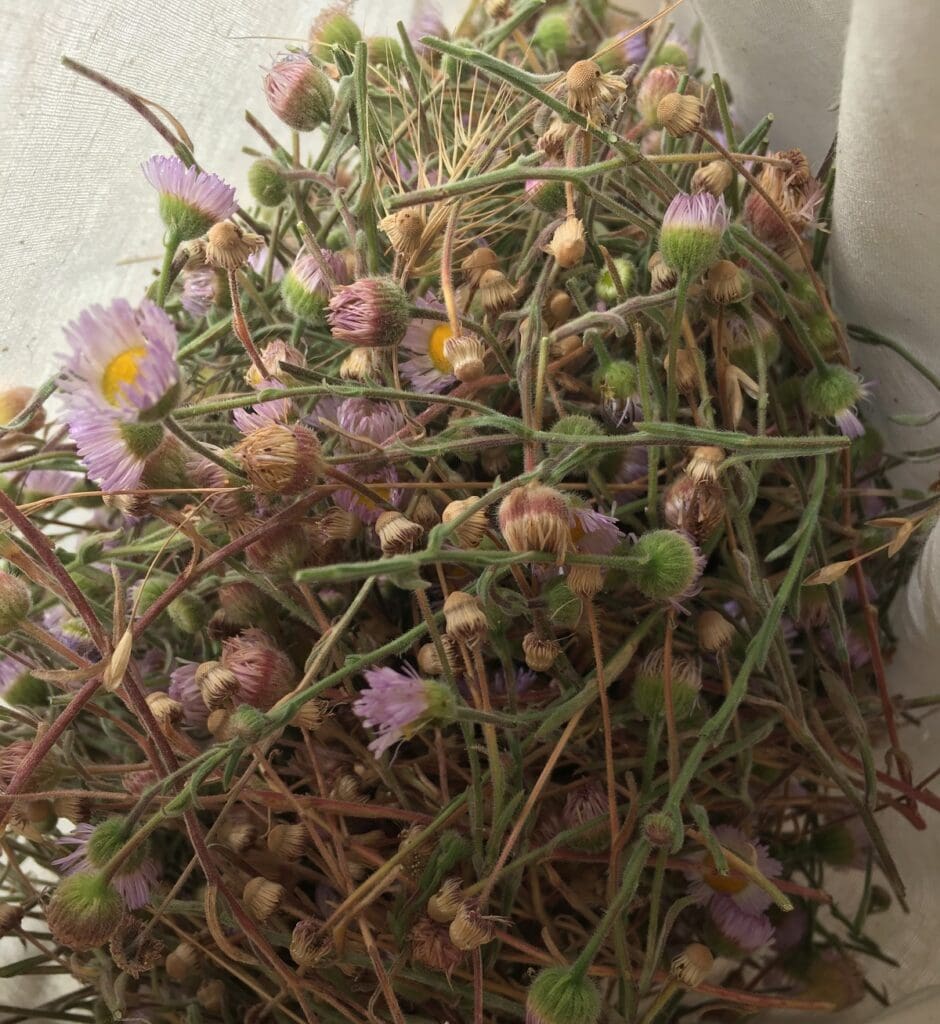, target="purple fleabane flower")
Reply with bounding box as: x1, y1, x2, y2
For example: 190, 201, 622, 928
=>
180, 266, 219, 318
63, 406, 164, 493
247, 245, 285, 281
660, 193, 729, 278
20, 469, 86, 497
709, 895, 775, 952
409, 2, 447, 57
568, 505, 621, 555
336, 397, 404, 451
281, 248, 348, 320
0, 656, 46, 707
400, 293, 458, 393
60, 299, 179, 418
169, 662, 208, 729
333, 464, 403, 525
142, 154, 237, 240
233, 381, 293, 435
54, 822, 160, 911
686, 824, 782, 915
327, 277, 411, 348
264, 53, 333, 133
353, 664, 453, 756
